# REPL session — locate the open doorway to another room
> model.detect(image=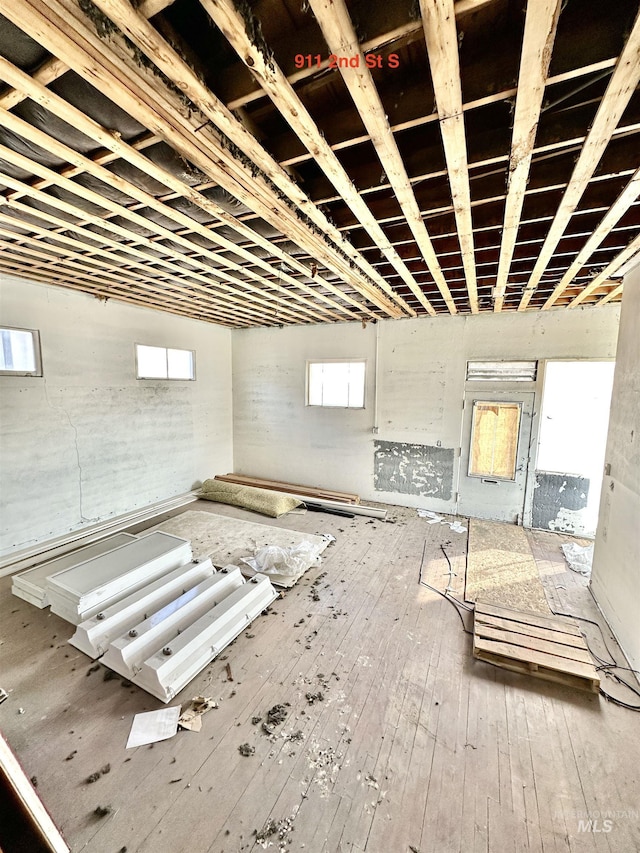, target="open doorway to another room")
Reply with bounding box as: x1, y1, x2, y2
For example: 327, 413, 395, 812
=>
529, 360, 615, 537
